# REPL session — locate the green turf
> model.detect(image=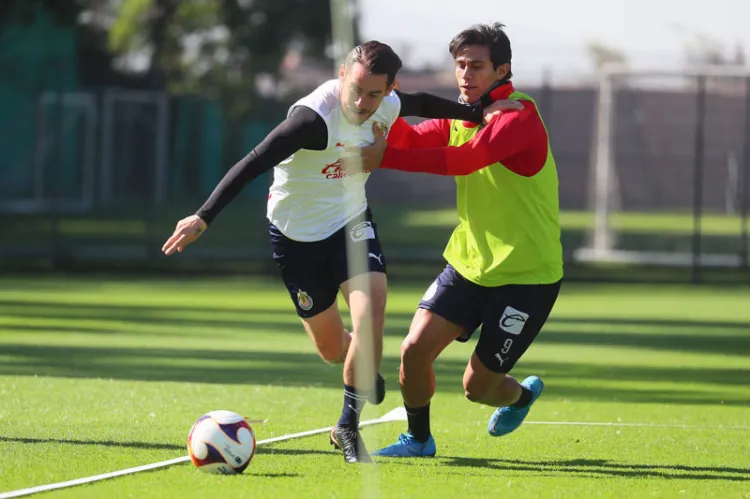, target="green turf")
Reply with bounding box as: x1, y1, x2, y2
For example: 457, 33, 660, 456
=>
9, 208, 747, 238
6, 204, 749, 284
404, 209, 748, 236
1, 277, 749, 498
